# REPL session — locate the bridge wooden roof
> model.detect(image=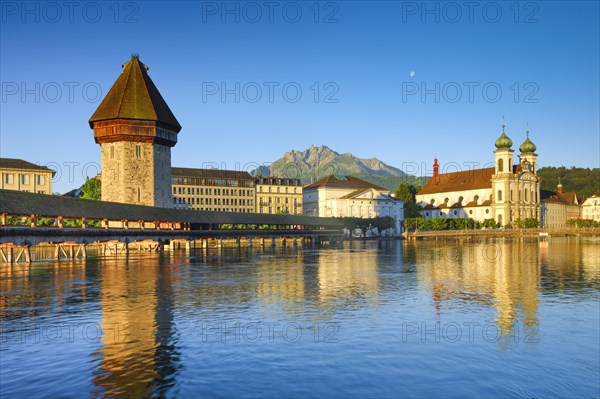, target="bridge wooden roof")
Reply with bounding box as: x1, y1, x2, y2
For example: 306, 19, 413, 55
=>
0, 190, 342, 228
